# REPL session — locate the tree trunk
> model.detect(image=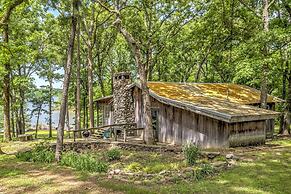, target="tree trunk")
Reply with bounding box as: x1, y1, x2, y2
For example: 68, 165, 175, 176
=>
97, 73, 106, 97
87, 48, 94, 129
83, 96, 87, 128
66, 106, 70, 138
48, 75, 53, 138
279, 52, 288, 134
114, 16, 154, 144
2, 23, 11, 141
140, 66, 155, 144
260, 0, 269, 109
75, 16, 81, 136
55, 0, 78, 162
19, 87, 26, 134
286, 63, 291, 134
35, 105, 42, 139
11, 96, 15, 138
